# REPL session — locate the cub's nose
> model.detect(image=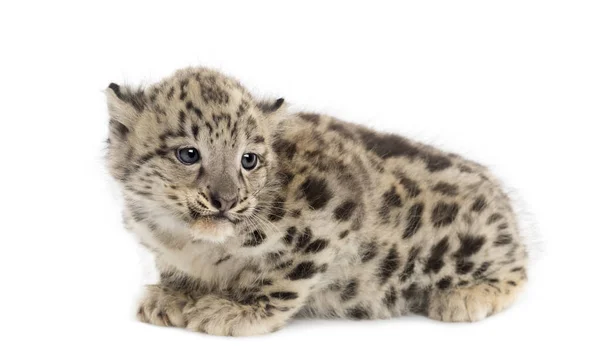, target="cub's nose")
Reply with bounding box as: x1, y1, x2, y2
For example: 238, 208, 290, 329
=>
209, 193, 238, 212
